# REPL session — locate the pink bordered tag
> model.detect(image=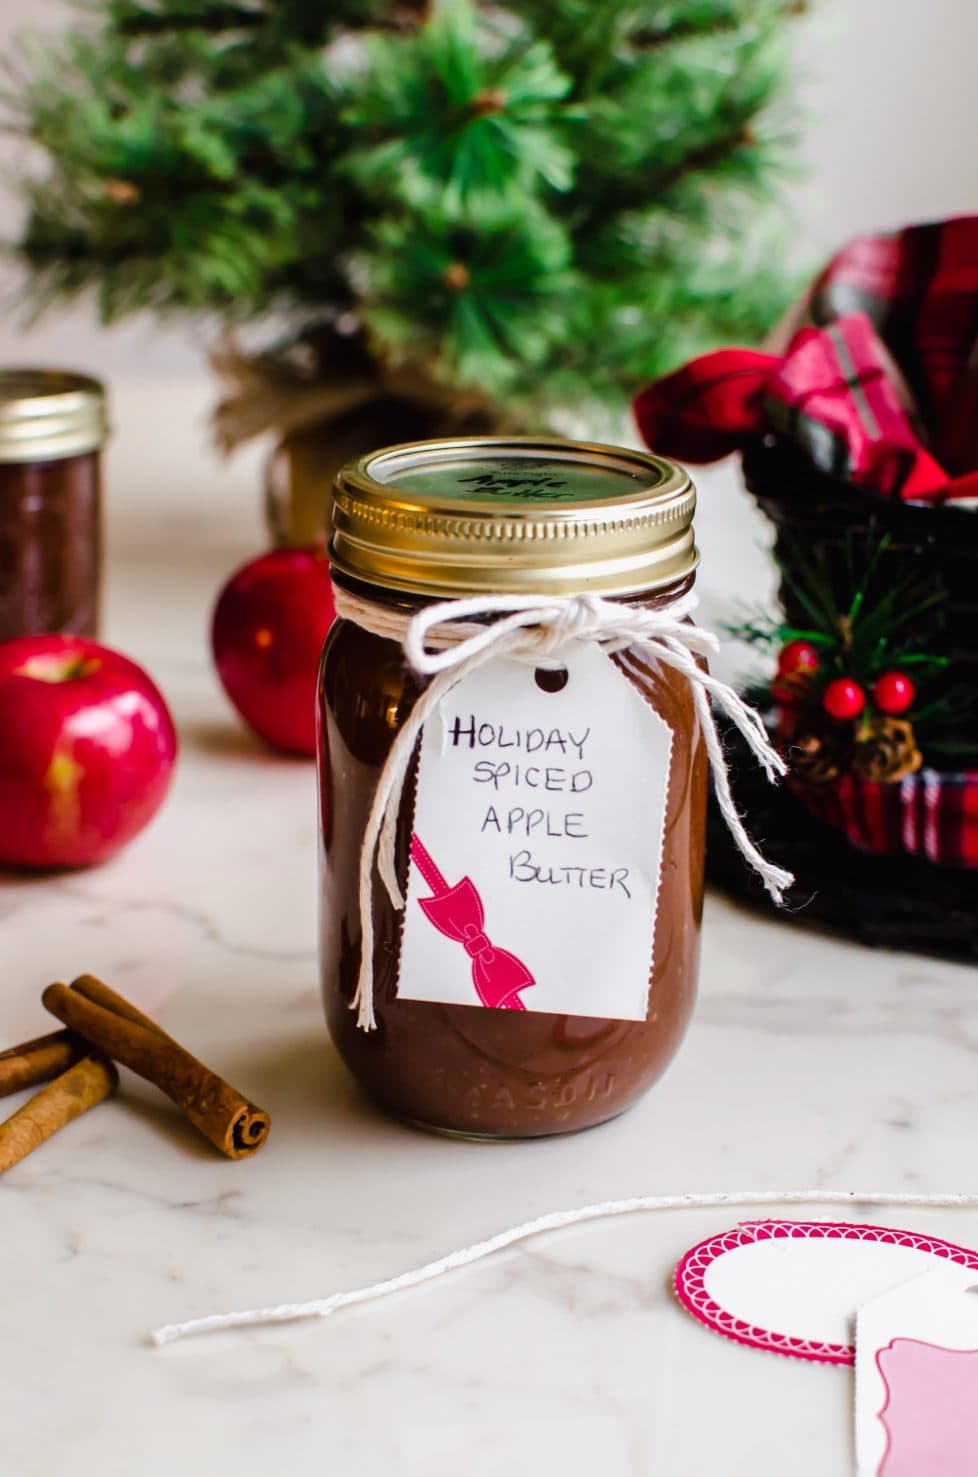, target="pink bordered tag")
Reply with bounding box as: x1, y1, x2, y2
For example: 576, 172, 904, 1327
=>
855, 1265, 978, 1475
674, 1220, 978, 1365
